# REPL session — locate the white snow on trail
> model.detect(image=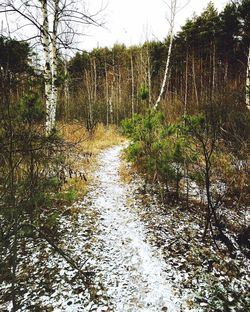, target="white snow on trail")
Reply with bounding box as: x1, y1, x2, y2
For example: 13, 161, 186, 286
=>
88, 145, 179, 311
1, 144, 248, 312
